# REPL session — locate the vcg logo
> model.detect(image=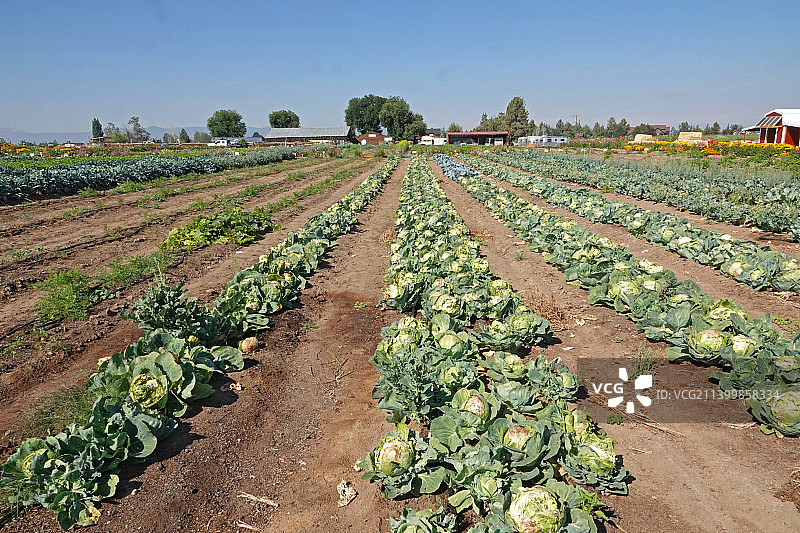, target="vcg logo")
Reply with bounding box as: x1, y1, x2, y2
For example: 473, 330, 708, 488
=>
591, 368, 652, 414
